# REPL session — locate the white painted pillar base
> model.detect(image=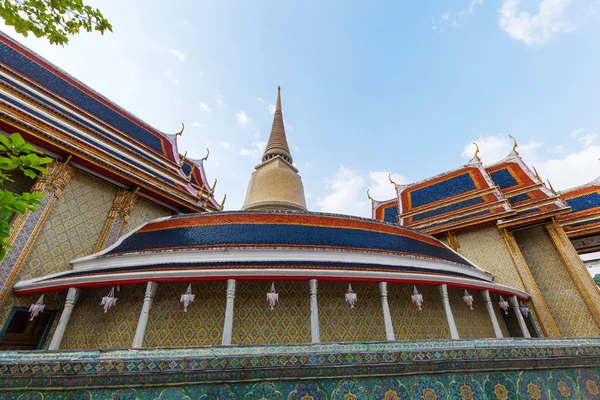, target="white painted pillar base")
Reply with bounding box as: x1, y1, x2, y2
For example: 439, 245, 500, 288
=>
439, 284, 460, 339
48, 287, 80, 350
481, 290, 503, 338
132, 282, 158, 348
378, 282, 395, 341
309, 279, 320, 343
510, 295, 531, 338
222, 279, 236, 345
